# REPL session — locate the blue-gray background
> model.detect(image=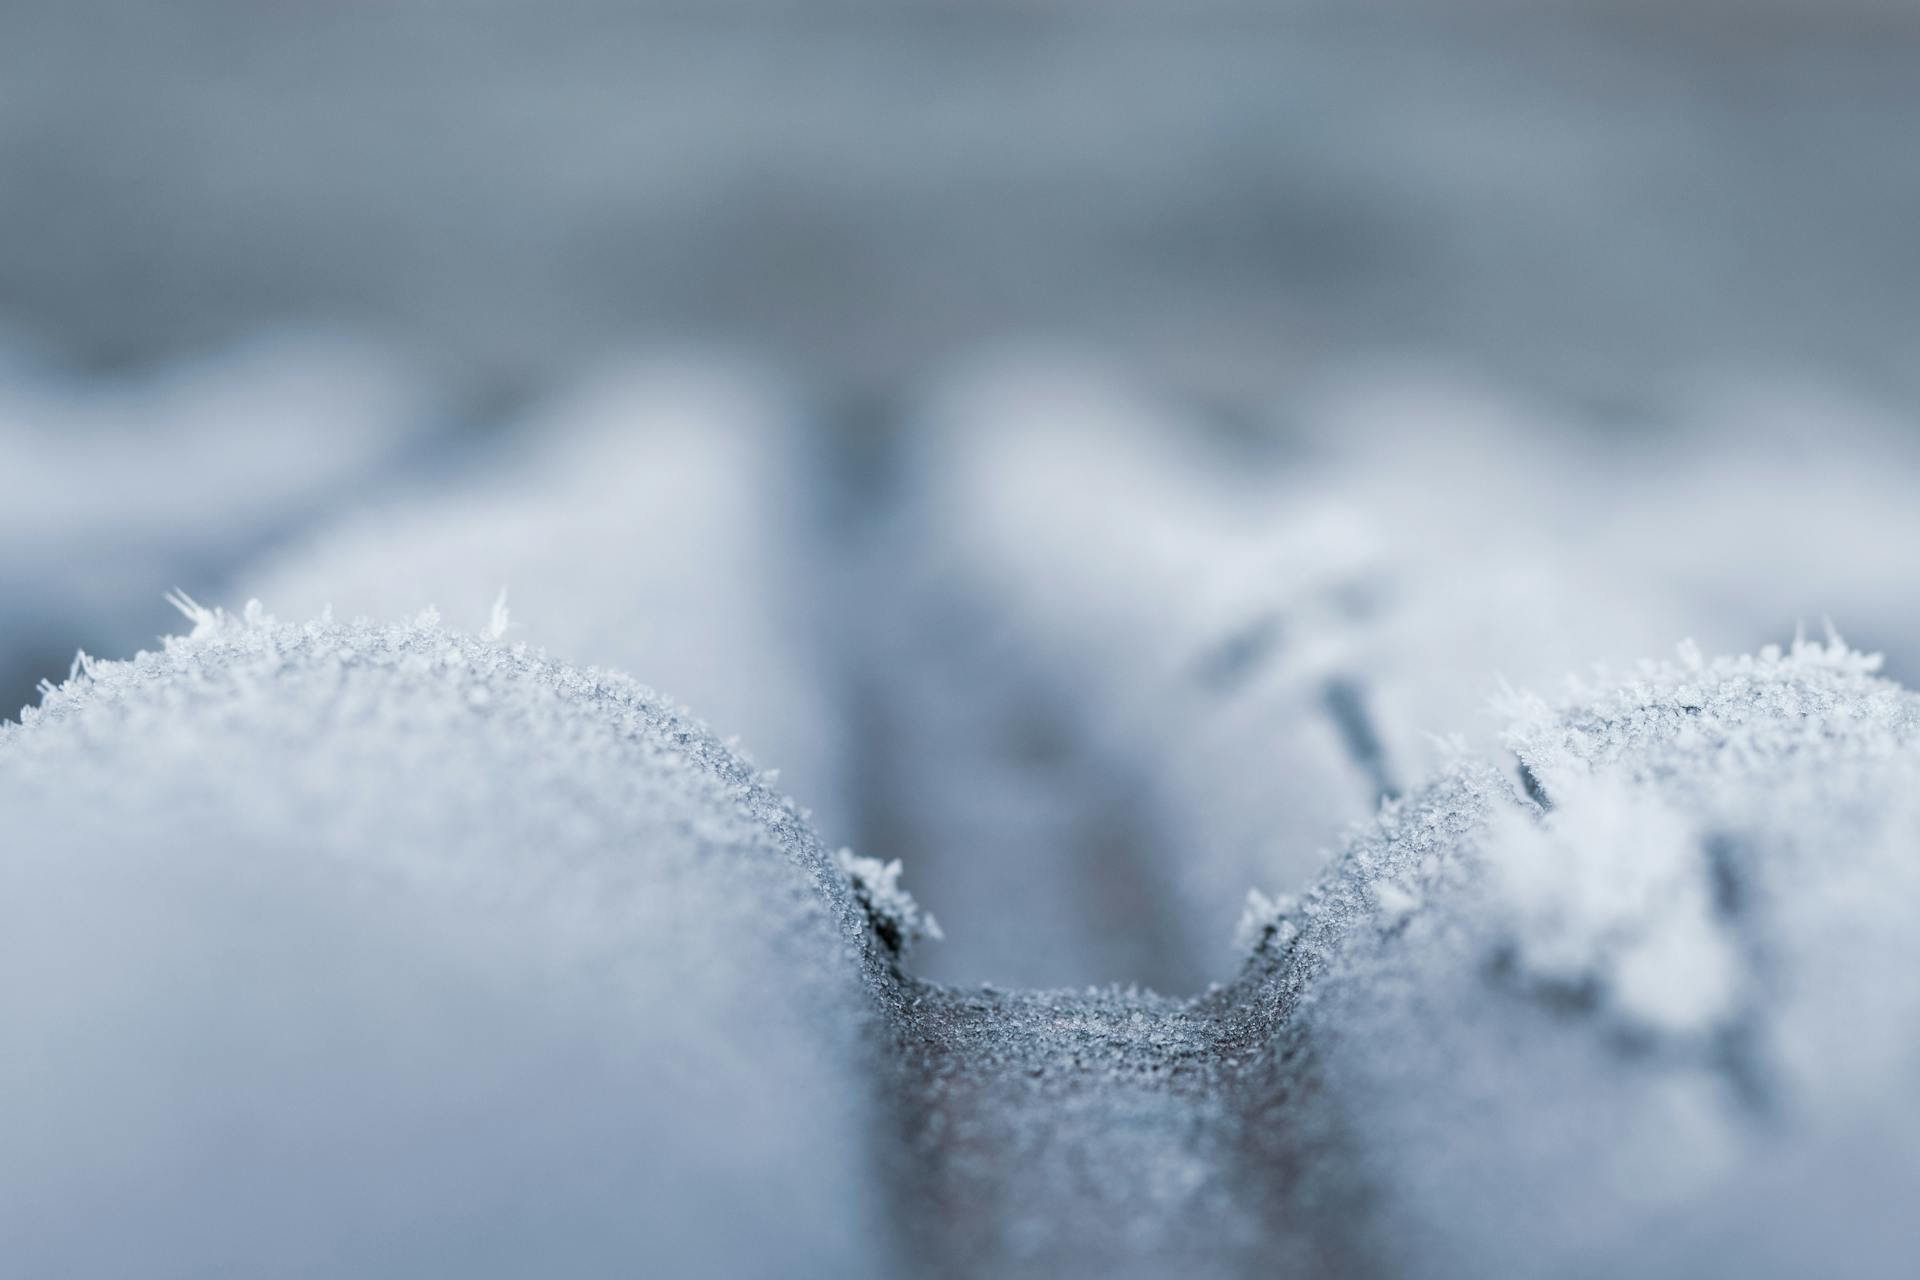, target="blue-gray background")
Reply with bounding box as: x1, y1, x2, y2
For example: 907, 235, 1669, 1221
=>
5, 0, 1916, 404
